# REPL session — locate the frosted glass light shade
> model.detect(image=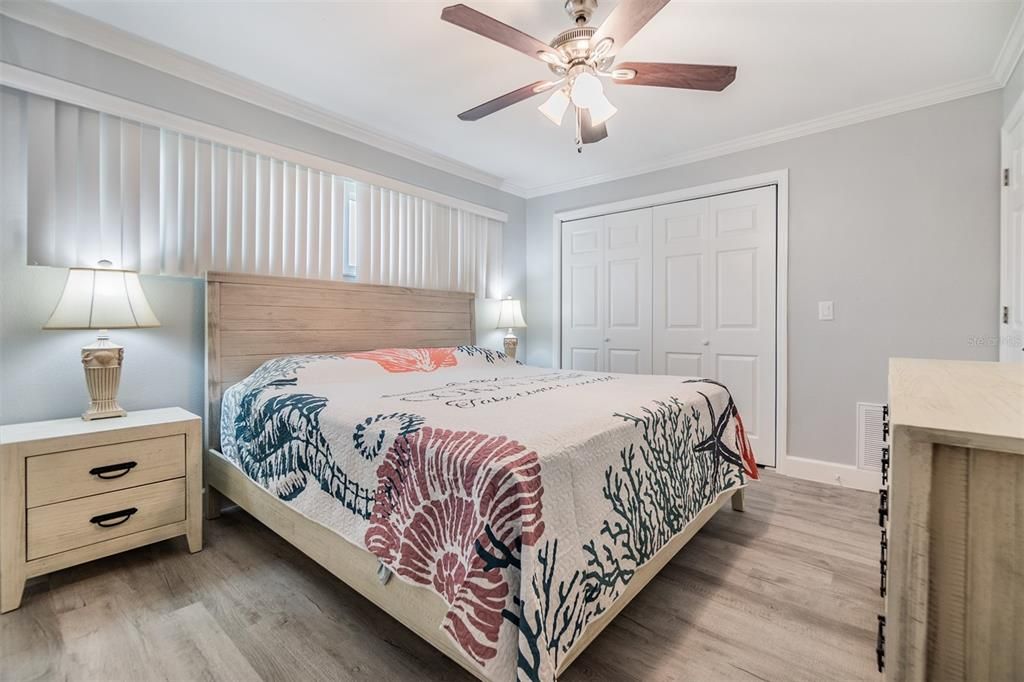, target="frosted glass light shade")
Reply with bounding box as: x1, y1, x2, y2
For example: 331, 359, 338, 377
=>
538, 89, 570, 126
570, 72, 603, 108
587, 92, 618, 126
496, 298, 527, 329
43, 268, 161, 330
